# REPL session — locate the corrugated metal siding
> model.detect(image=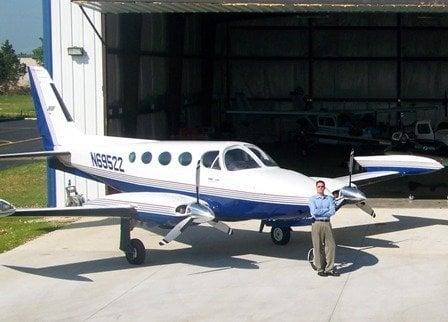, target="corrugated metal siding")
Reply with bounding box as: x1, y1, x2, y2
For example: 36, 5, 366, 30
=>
51, 0, 105, 206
